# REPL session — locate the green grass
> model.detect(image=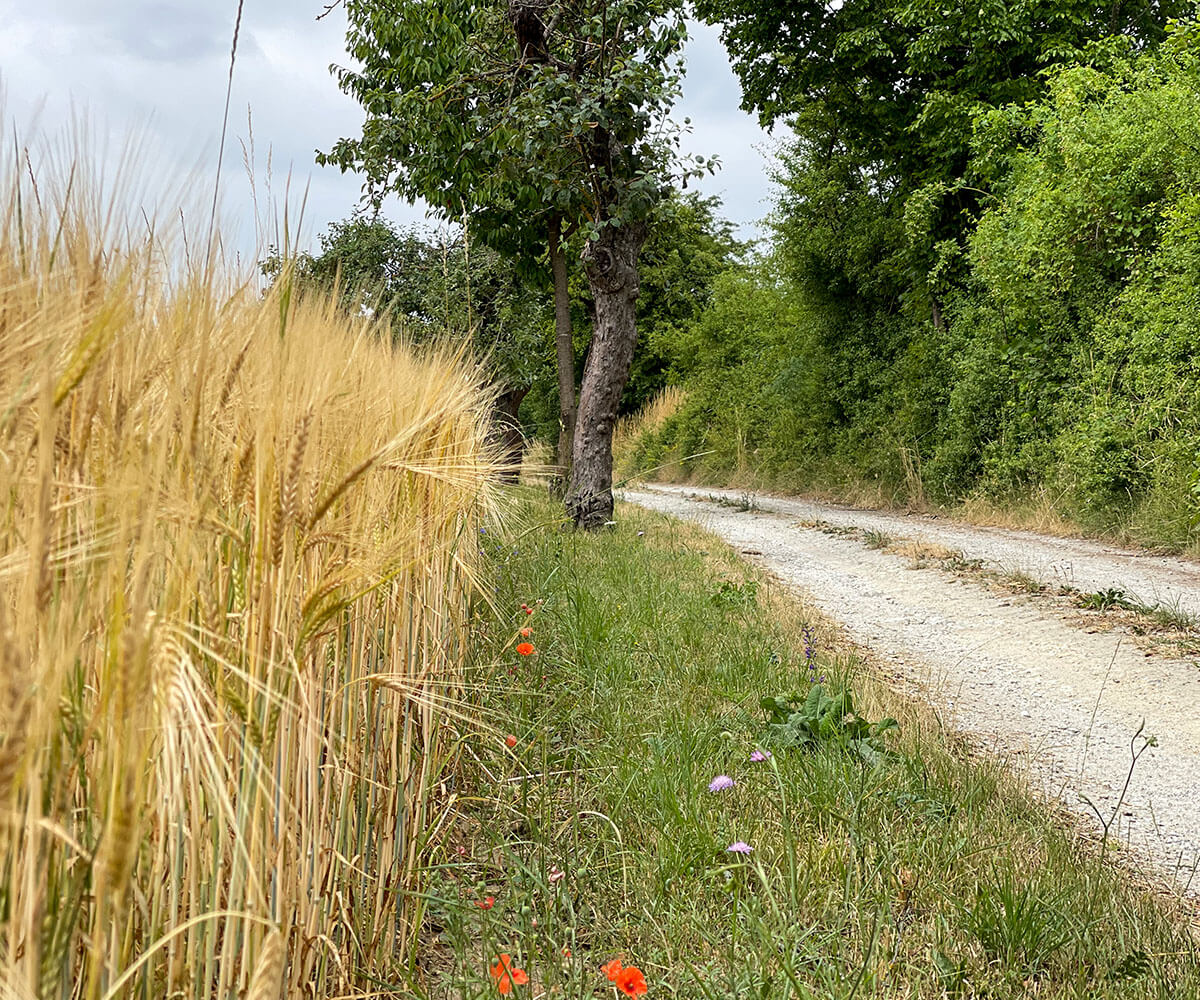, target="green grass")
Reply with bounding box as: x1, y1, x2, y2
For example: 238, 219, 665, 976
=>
411, 492, 1198, 999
